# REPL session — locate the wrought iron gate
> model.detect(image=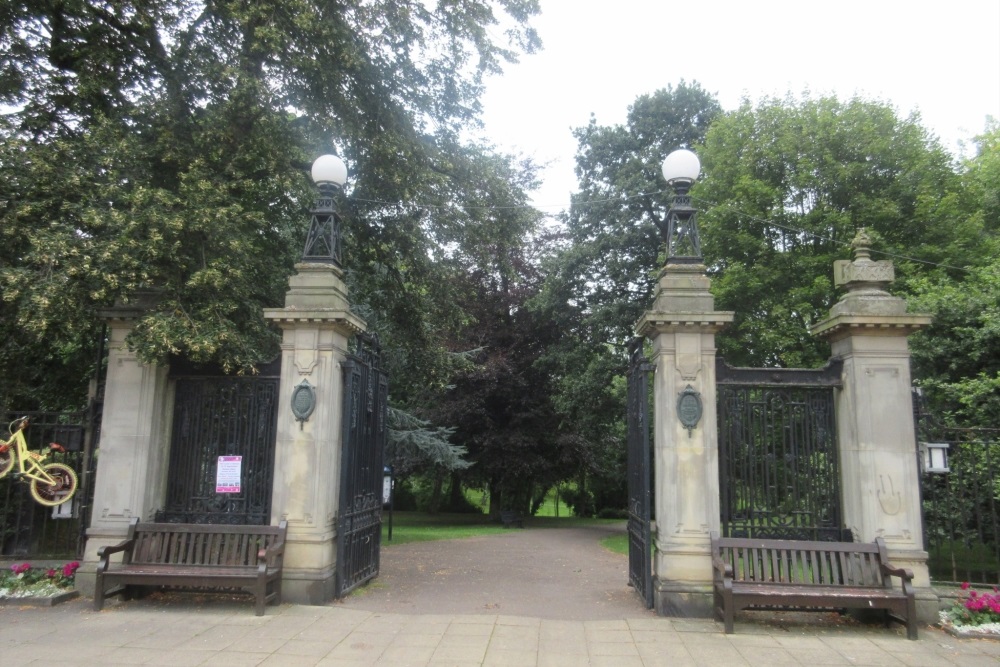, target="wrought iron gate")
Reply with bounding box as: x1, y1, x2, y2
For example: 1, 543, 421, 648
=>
717, 358, 849, 542
335, 334, 388, 598
159, 360, 280, 524
0, 410, 96, 557
914, 391, 1000, 584
626, 339, 653, 608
